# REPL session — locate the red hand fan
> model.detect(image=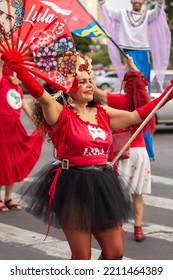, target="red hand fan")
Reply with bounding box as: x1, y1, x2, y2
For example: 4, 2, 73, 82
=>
0, 0, 77, 92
